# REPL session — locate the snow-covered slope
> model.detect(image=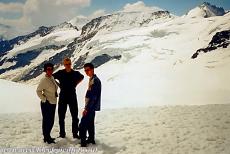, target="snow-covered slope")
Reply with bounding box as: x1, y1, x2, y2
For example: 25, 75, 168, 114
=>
0, 3, 230, 106
0, 79, 230, 153
0, 9, 173, 82
67, 8, 230, 106
0, 3, 230, 152
186, 2, 225, 18
0, 89, 230, 154
80, 11, 173, 37
0, 79, 39, 113
0, 22, 80, 81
